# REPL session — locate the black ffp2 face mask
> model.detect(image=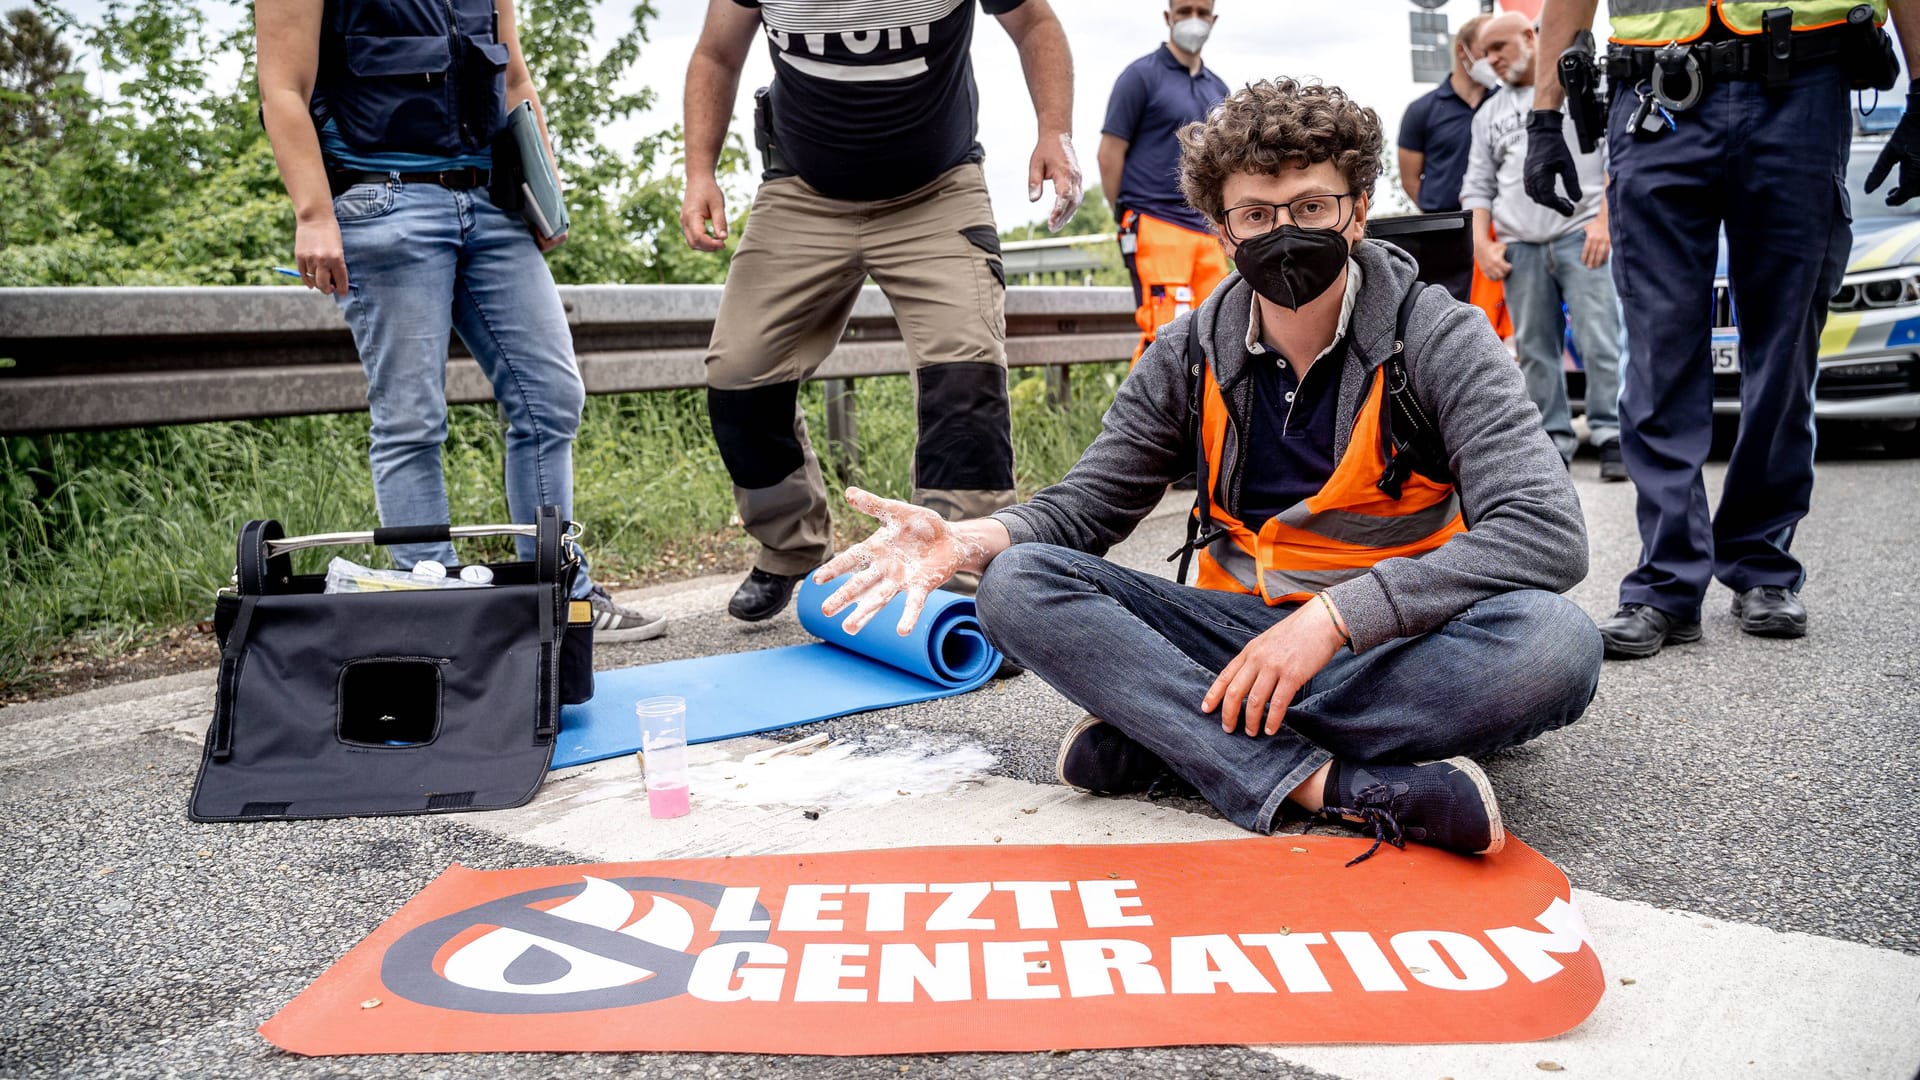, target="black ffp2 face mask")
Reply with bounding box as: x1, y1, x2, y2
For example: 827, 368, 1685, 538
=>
1232, 225, 1351, 310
